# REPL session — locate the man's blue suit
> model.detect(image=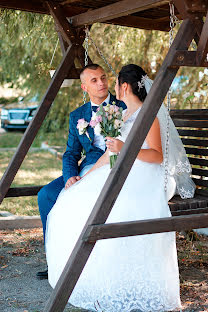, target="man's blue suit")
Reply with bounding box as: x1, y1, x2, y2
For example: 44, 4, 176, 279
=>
38, 93, 126, 240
